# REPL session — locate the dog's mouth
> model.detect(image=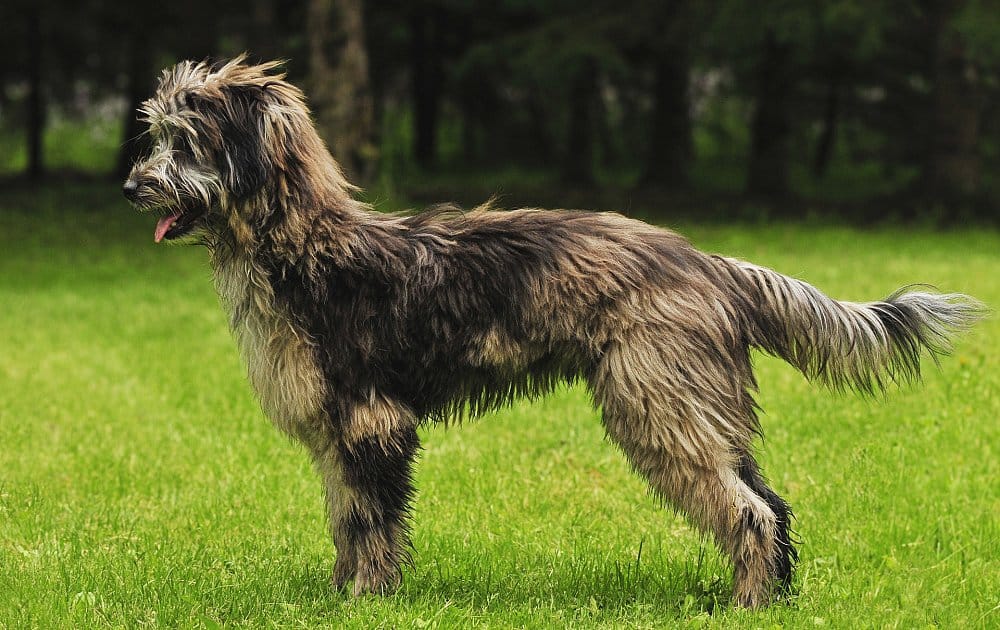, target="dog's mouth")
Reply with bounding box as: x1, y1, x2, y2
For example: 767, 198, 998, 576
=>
153, 206, 207, 243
